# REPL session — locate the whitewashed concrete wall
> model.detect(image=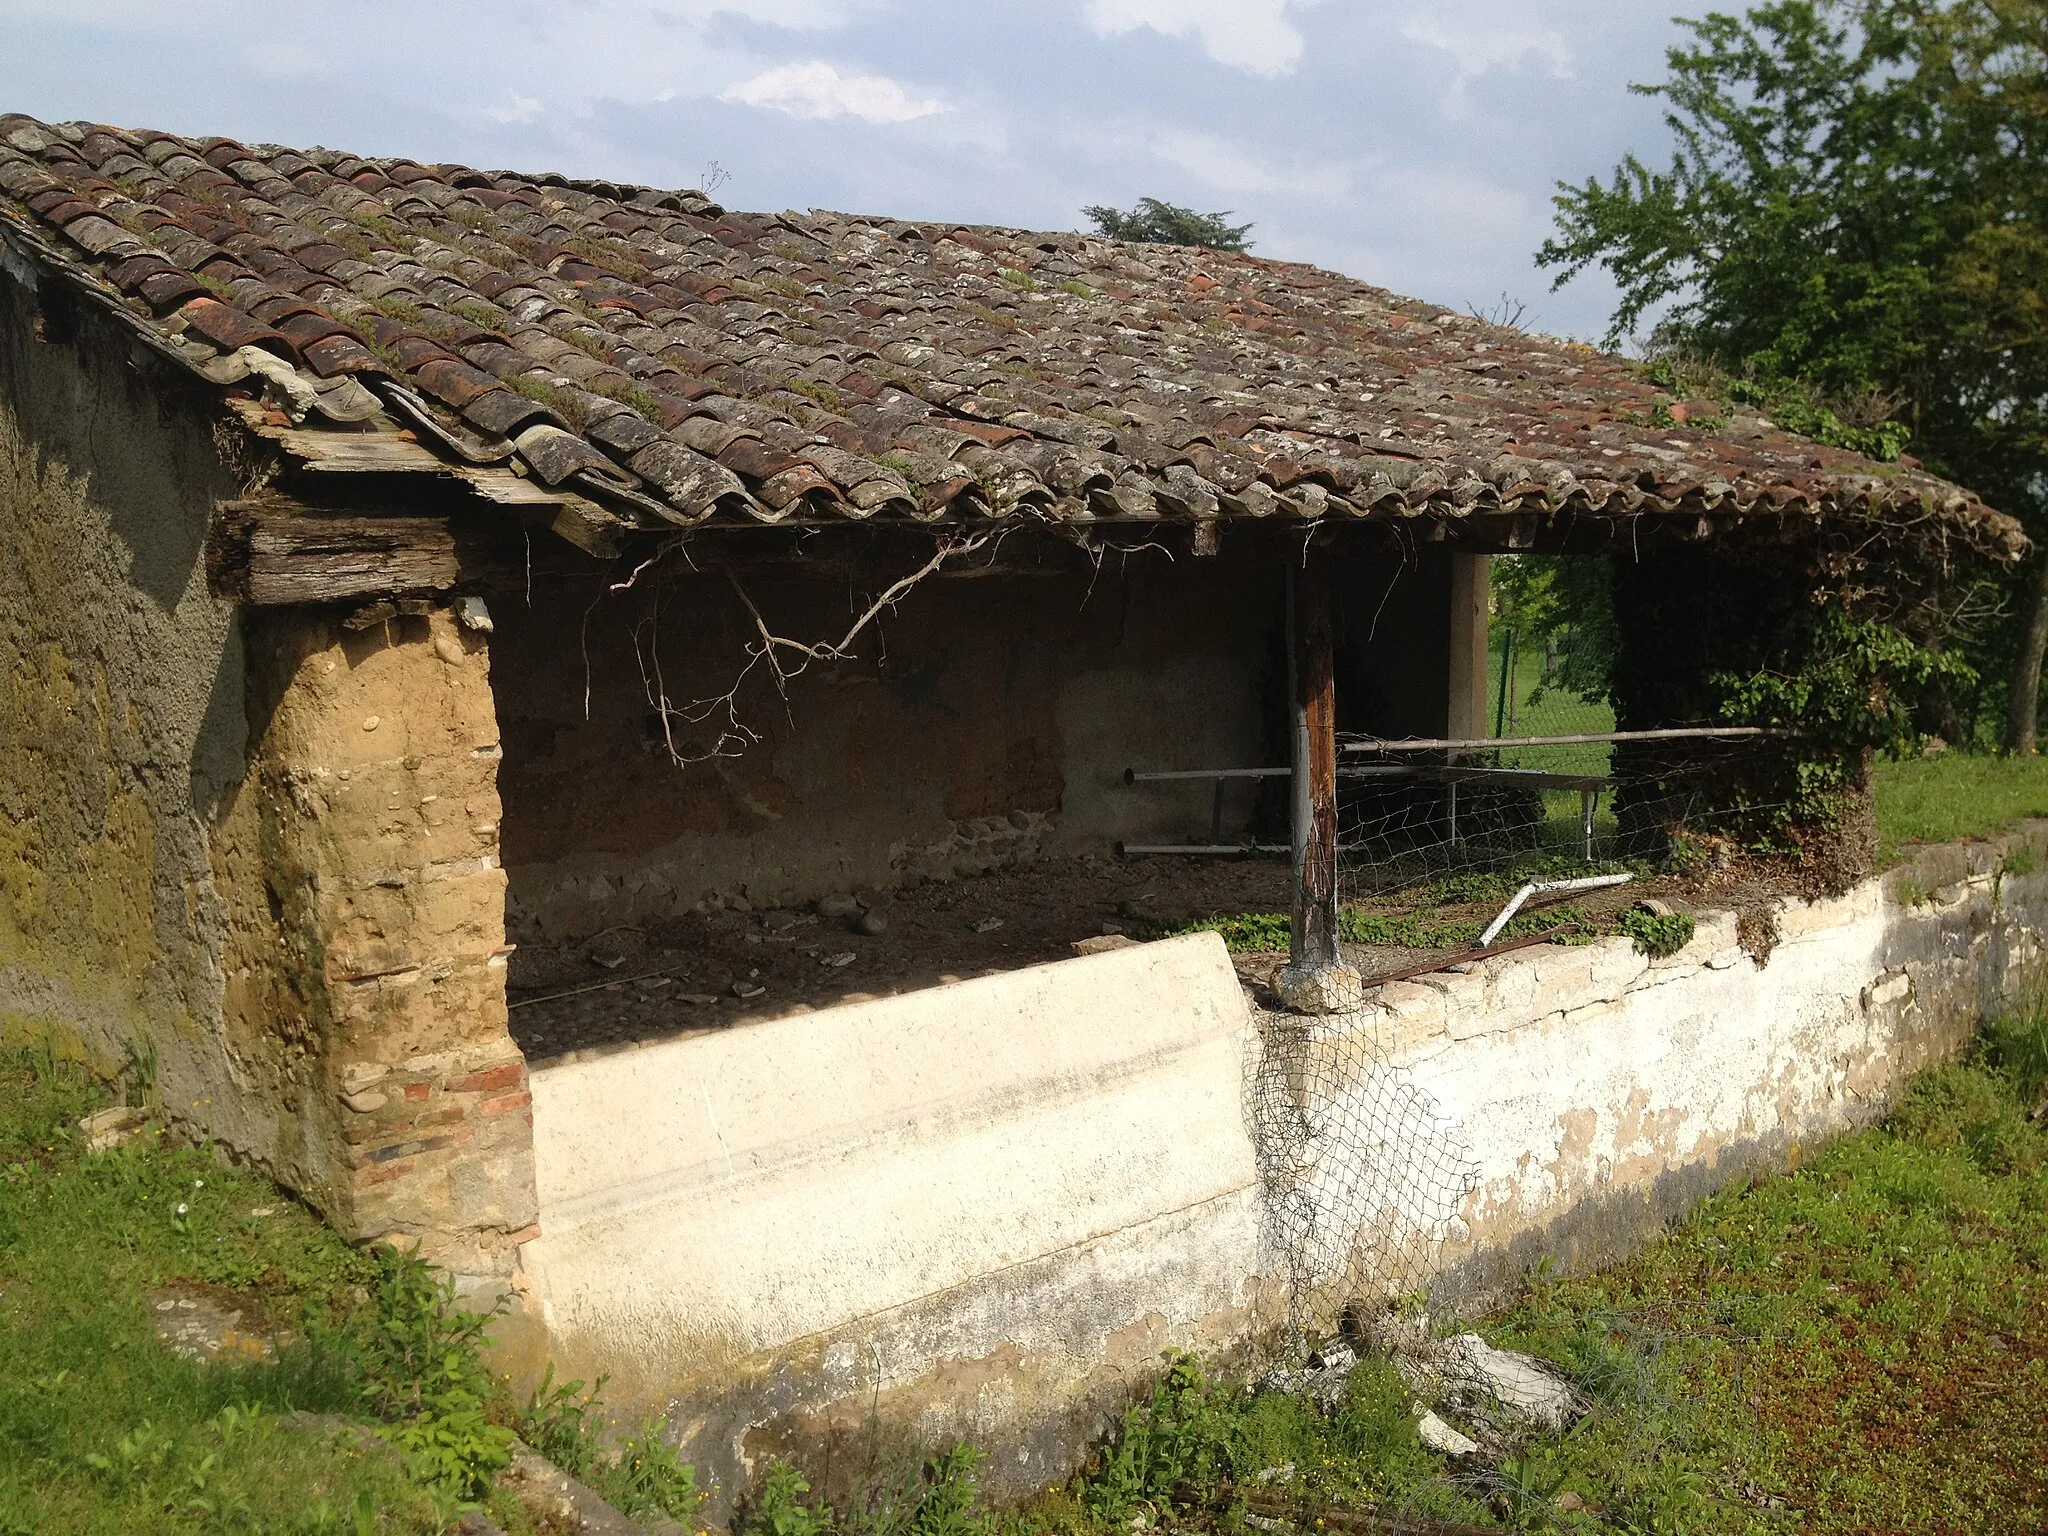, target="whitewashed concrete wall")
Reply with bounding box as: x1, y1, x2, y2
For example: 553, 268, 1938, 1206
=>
517, 933, 1273, 1508
510, 829, 2045, 1511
